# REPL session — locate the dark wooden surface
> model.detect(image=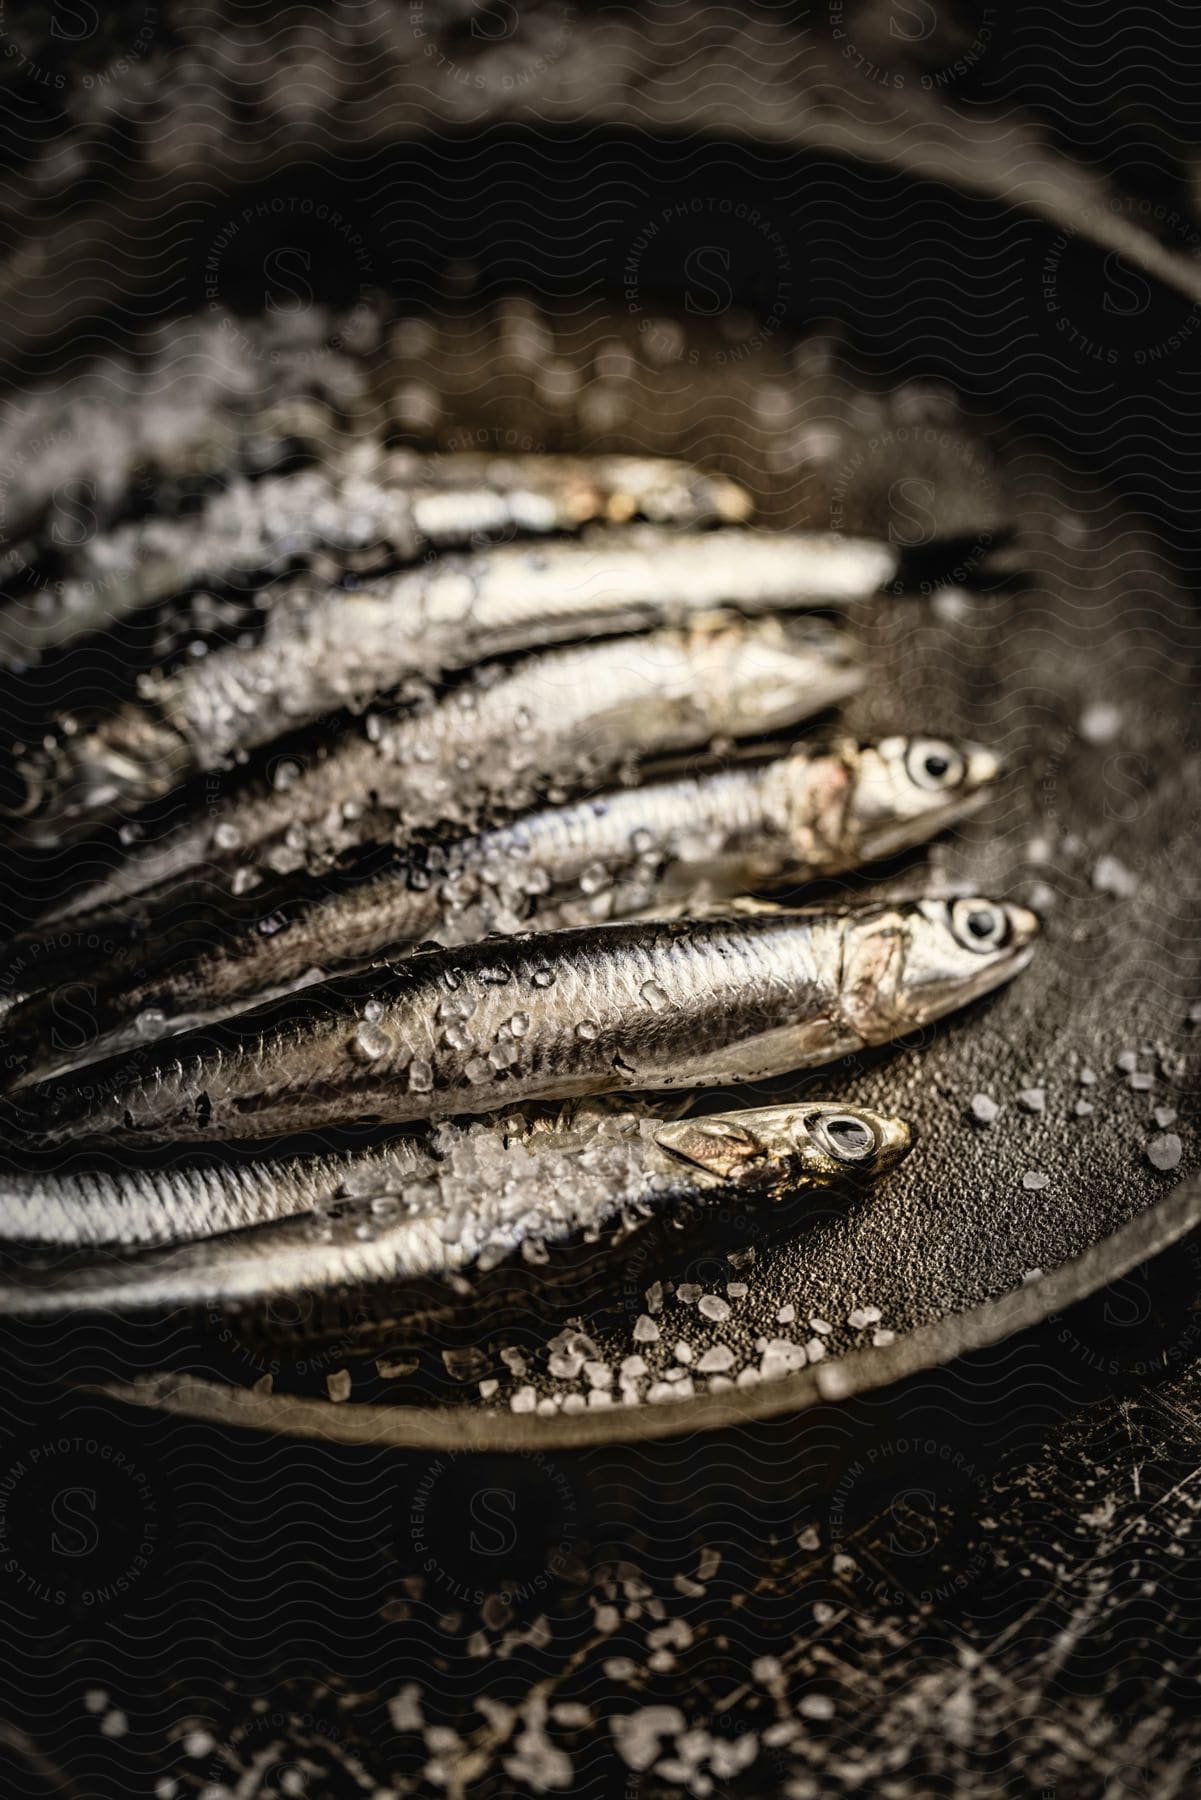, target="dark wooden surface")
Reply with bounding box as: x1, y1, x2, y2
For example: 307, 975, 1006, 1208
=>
1, 6, 1200, 1794
3, 1231, 1201, 1798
